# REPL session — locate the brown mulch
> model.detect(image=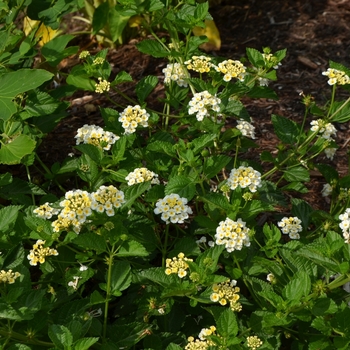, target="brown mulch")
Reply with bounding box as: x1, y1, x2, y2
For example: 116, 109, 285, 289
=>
34, 0, 350, 210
